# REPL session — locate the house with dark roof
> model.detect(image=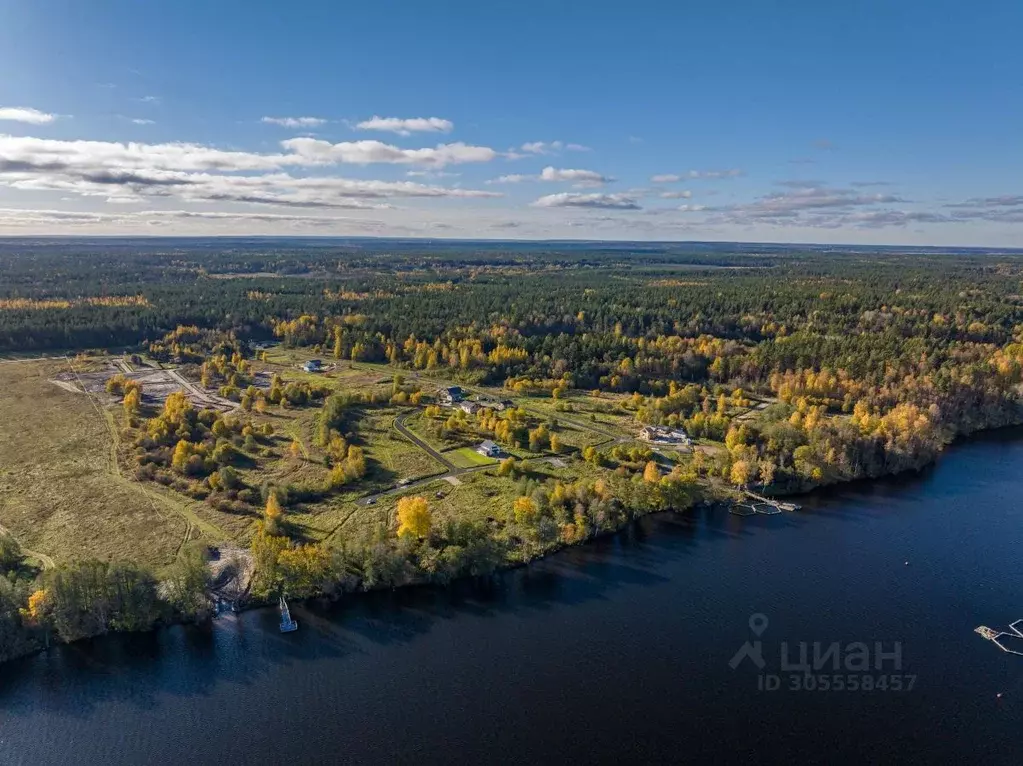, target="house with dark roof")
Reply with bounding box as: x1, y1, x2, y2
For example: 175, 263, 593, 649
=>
437, 386, 465, 405
476, 439, 503, 457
